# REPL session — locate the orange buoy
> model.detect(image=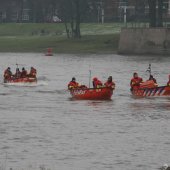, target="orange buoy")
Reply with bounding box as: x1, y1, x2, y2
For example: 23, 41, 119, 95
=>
45, 48, 53, 56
